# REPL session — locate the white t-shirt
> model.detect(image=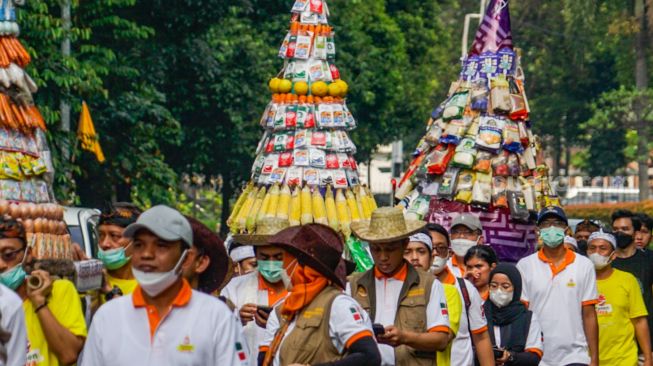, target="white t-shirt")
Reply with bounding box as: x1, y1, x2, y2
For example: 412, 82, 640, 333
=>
0, 284, 26, 366
447, 257, 466, 278
492, 311, 544, 357
79, 289, 249, 366
346, 271, 450, 366
450, 278, 488, 366
261, 294, 373, 366
517, 249, 598, 366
